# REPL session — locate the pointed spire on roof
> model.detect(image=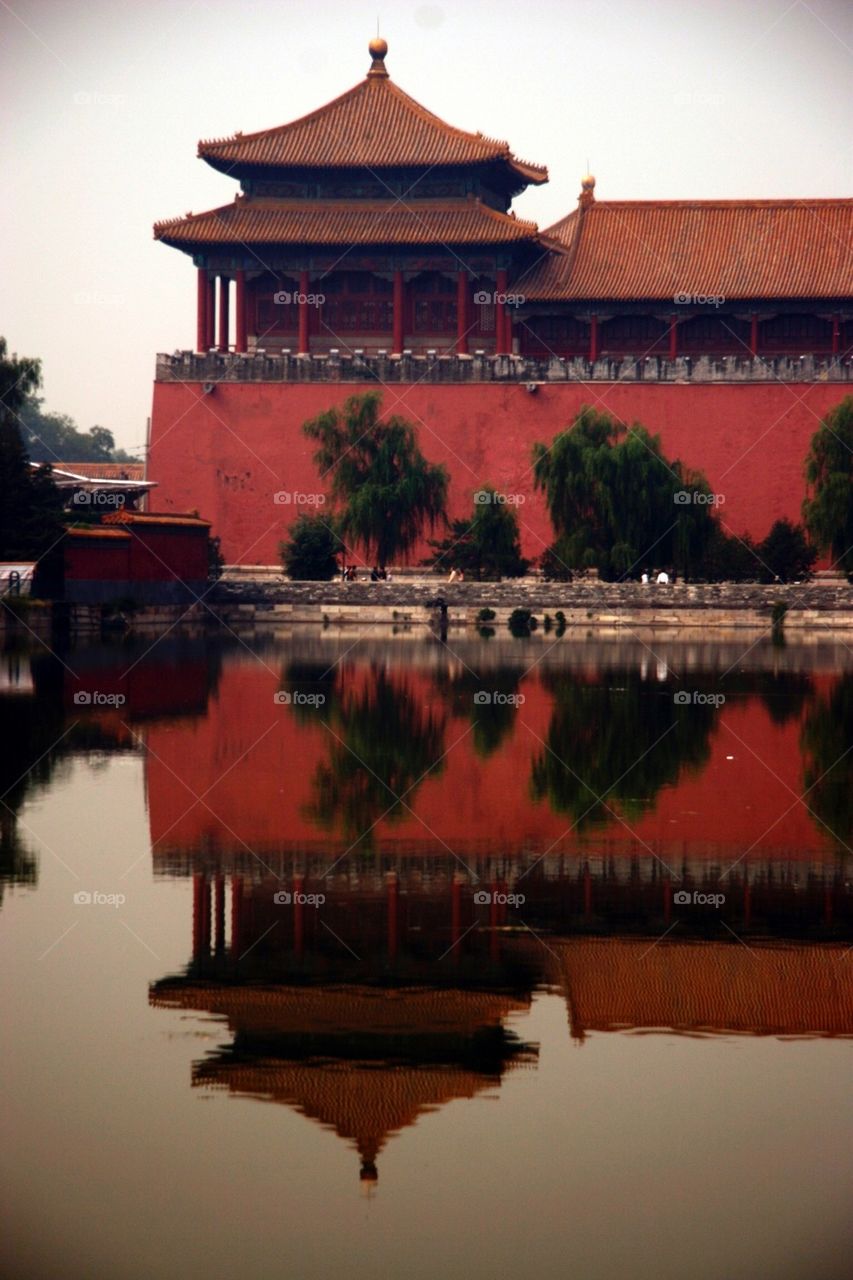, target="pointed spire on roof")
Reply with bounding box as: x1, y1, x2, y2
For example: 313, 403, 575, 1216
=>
367, 35, 389, 78
580, 173, 596, 208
